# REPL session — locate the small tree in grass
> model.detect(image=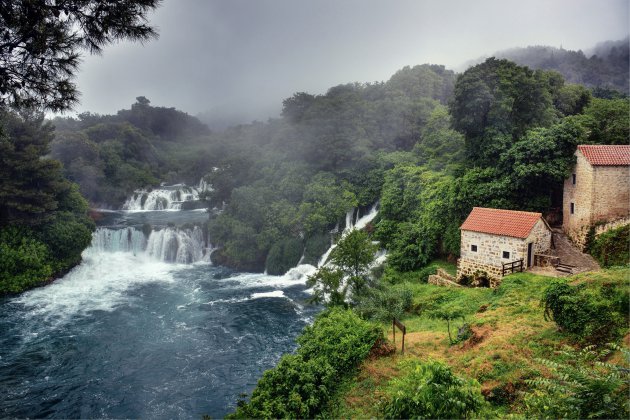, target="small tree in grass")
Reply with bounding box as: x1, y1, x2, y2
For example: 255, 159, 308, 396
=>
429, 306, 466, 344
